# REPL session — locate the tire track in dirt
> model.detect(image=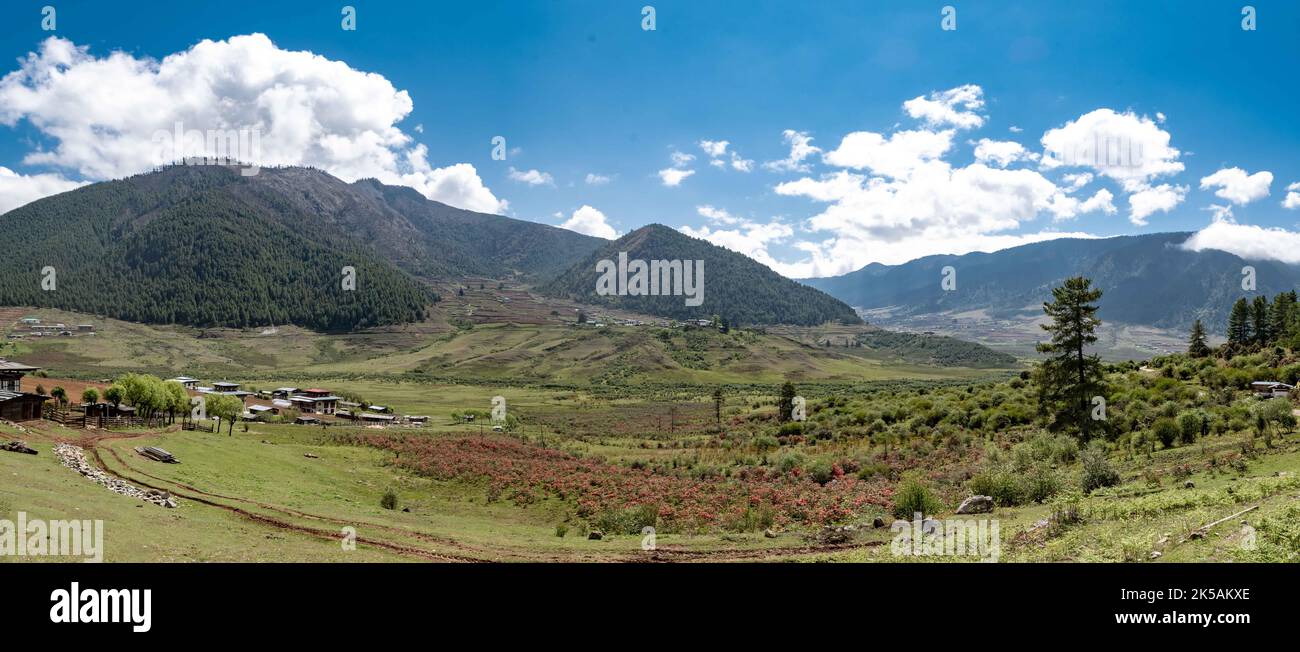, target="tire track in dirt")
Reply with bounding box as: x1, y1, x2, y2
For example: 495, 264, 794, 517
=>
90, 447, 482, 563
